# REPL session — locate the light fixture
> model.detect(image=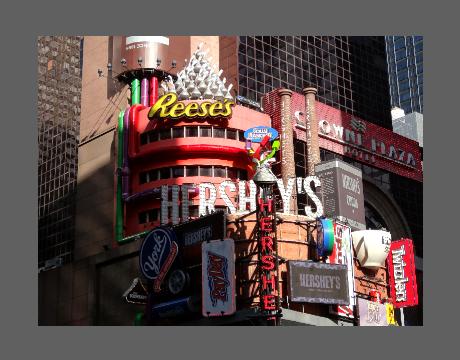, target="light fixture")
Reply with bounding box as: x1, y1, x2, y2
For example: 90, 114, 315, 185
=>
171, 59, 177, 68
107, 62, 112, 72
97, 69, 103, 77
138, 57, 143, 66
156, 58, 161, 67
121, 58, 127, 66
